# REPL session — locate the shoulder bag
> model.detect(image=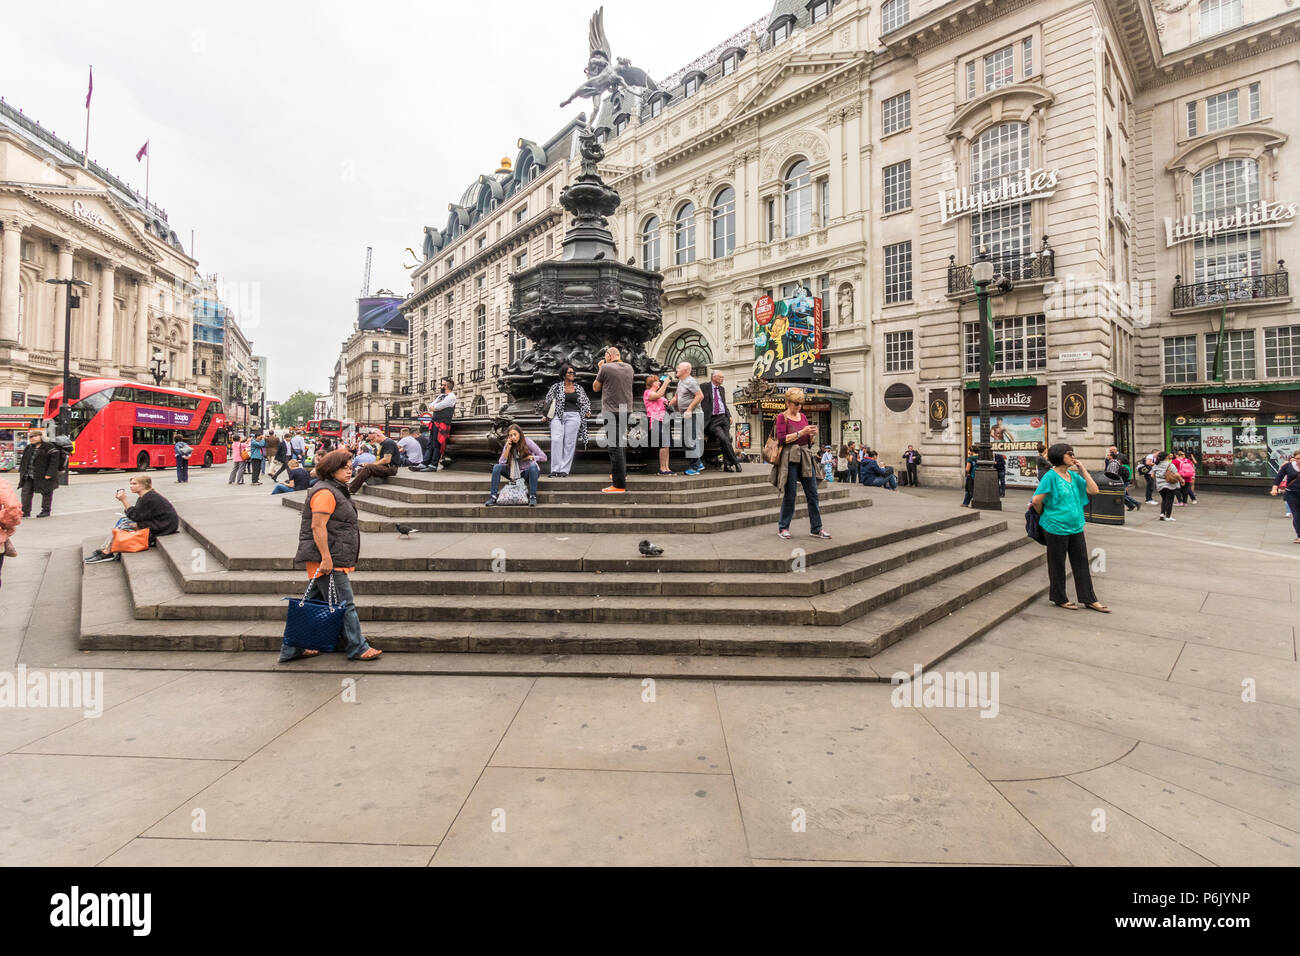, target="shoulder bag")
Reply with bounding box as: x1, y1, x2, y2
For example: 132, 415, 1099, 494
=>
108, 527, 151, 553
762, 413, 784, 465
